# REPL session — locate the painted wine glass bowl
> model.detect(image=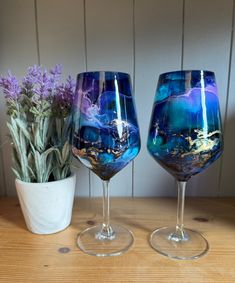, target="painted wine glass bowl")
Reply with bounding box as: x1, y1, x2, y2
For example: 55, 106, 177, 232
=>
147, 70, 223, 260
72, 71, 140, 256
